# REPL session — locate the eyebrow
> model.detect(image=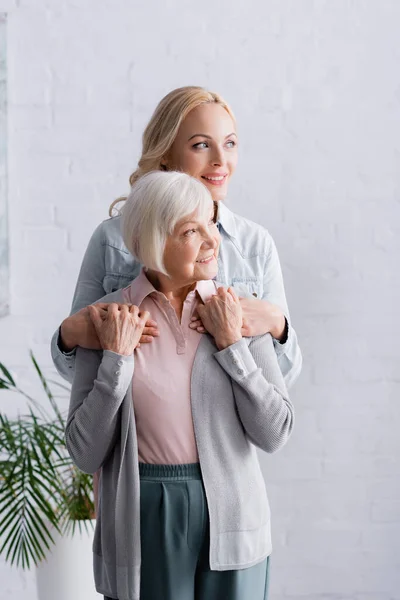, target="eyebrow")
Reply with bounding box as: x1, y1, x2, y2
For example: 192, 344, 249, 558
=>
178, 210, 215, 228
188, 132, 237, 141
